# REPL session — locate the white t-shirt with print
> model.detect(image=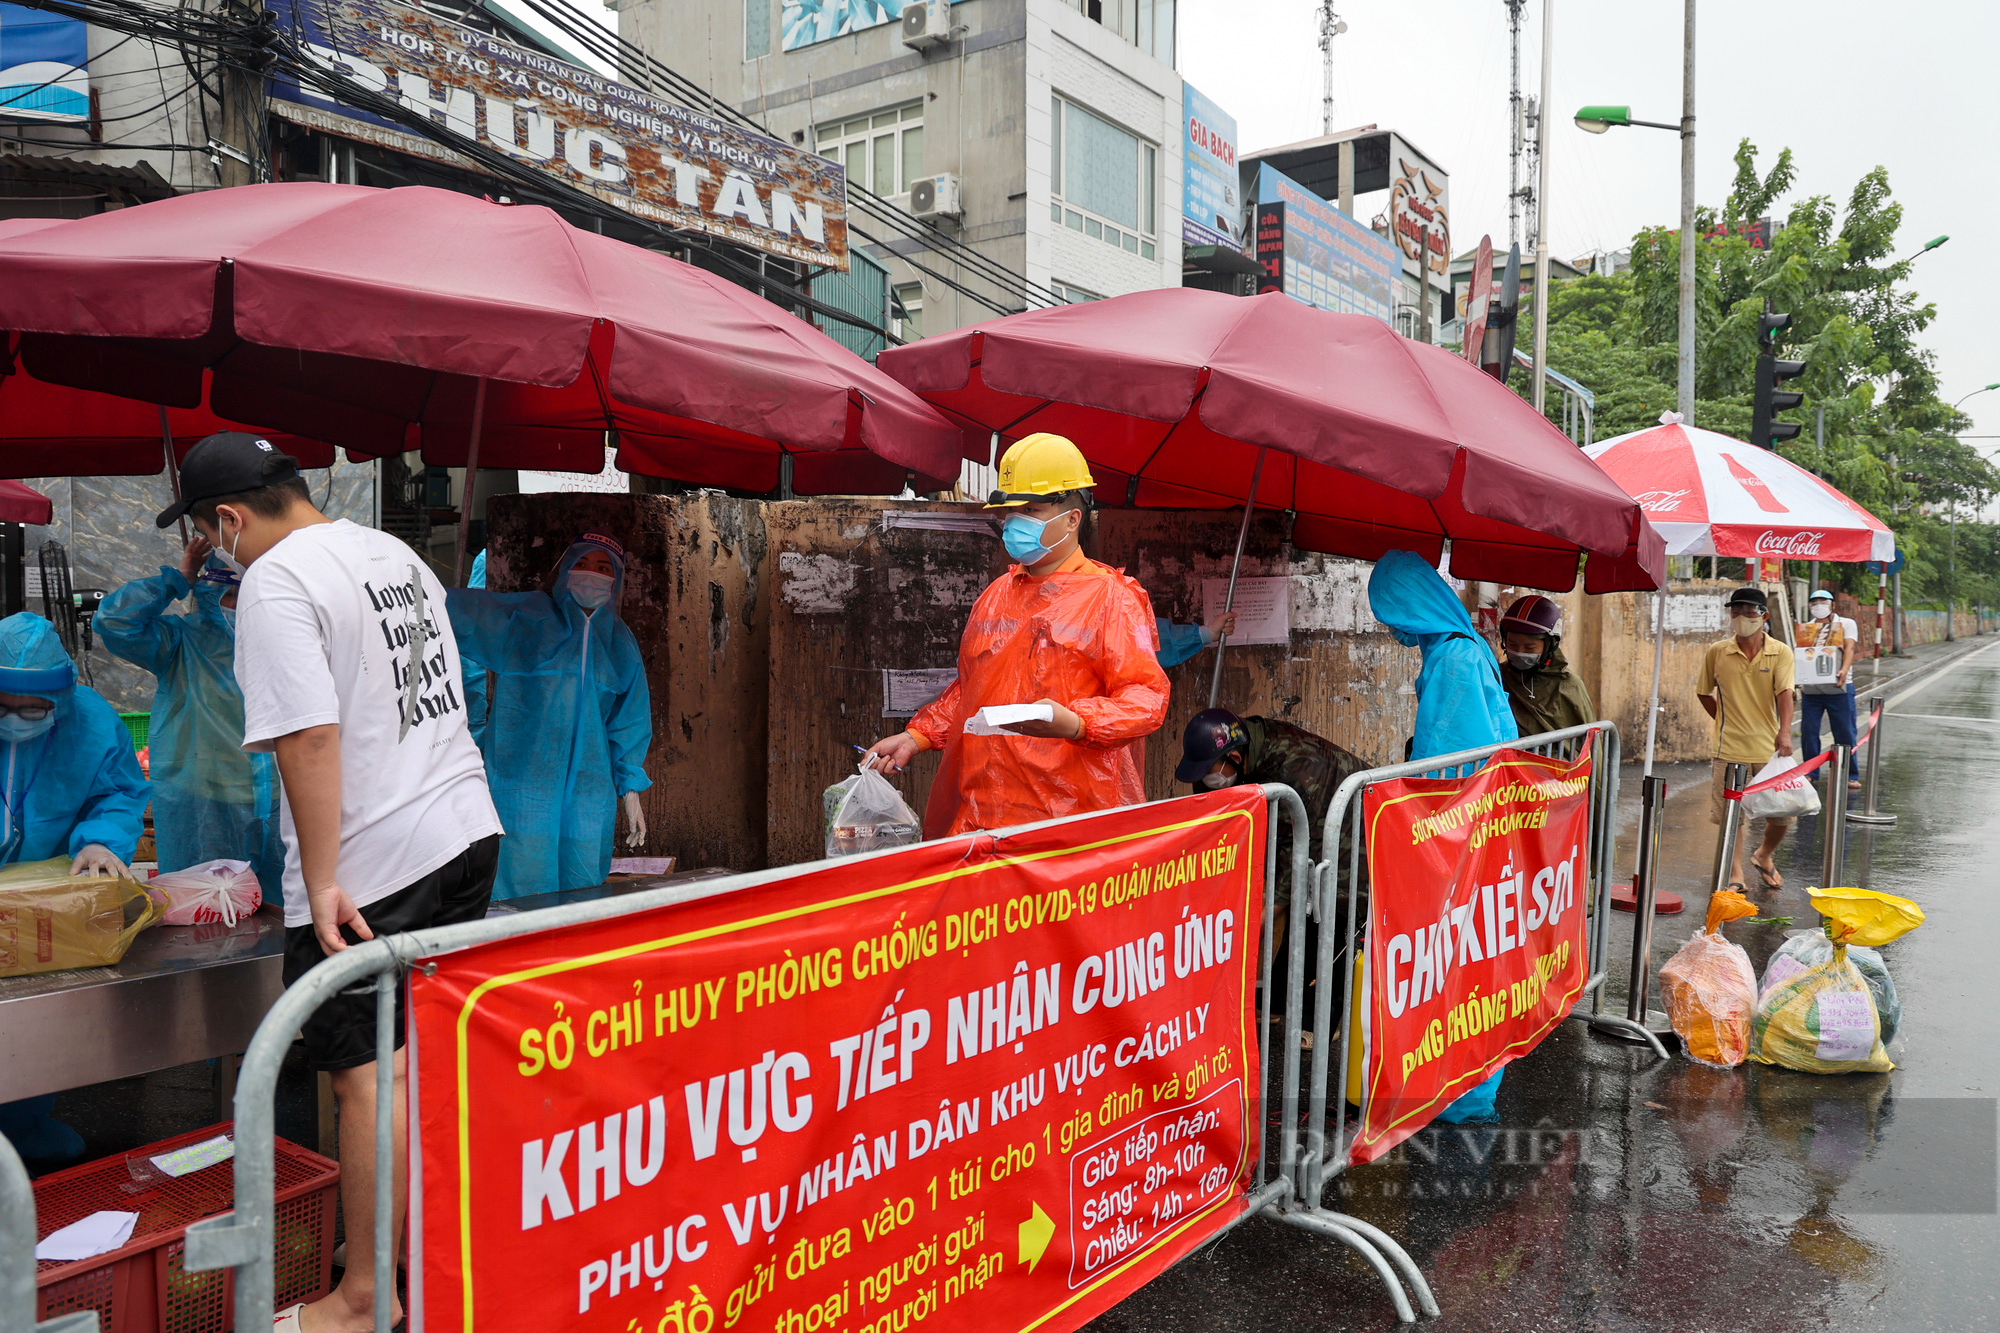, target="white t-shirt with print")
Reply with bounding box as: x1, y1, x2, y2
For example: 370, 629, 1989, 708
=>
1837, 615, 1861, 667
234, 520, 503, 927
